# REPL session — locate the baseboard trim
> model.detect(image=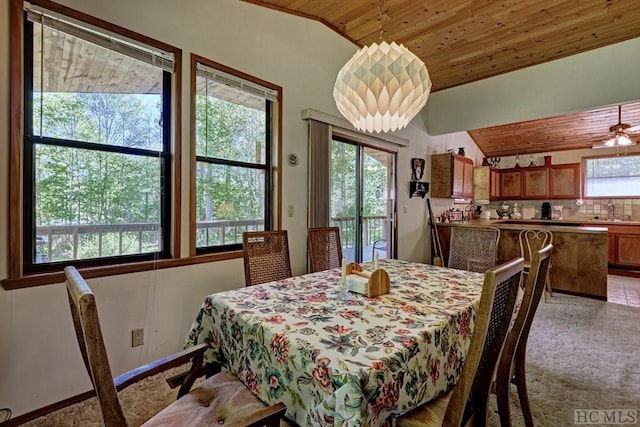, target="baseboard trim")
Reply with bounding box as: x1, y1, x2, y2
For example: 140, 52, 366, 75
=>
0, 390, 95, 427
552, 289, 607, 301
608, 268, 640, 278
